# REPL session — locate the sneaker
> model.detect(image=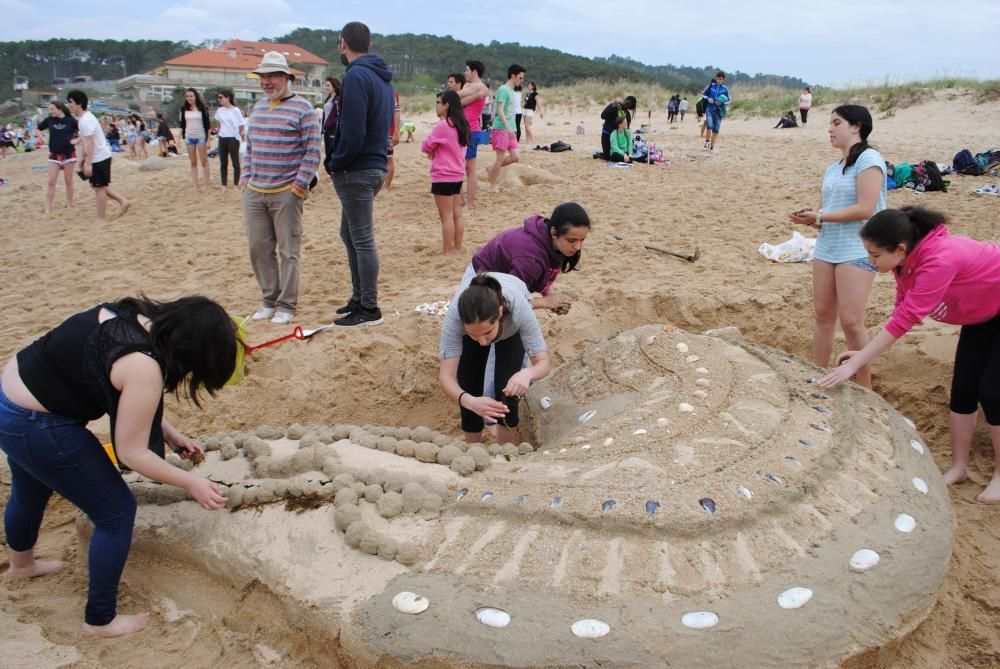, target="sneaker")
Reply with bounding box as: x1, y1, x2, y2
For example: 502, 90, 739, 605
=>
703, 140, 710, 149
270, 310, 294, 325
334, 306, 383, 327
335, 298, 361, 315
251, 306, 275, 321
